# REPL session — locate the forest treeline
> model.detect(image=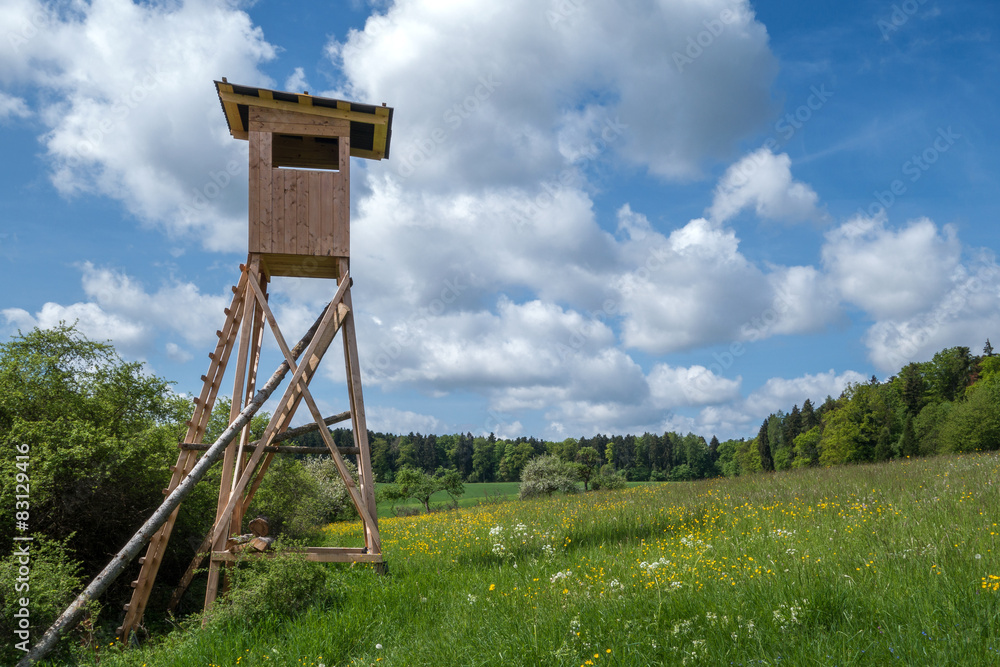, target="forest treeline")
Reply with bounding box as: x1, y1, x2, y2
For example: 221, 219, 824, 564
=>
298, 341, 1000, 483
